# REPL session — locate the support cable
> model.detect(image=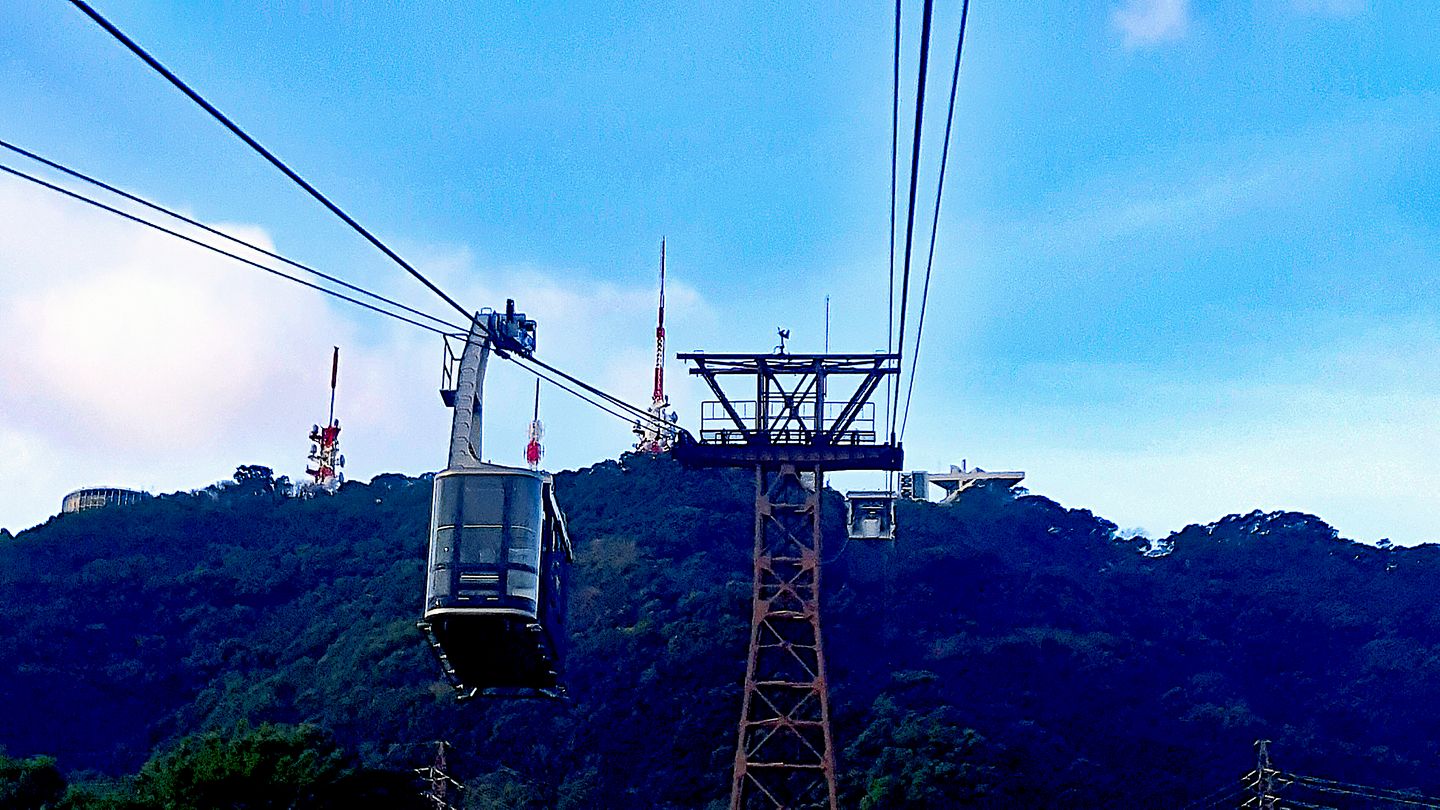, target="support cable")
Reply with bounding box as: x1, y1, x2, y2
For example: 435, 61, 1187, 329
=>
0, 138, 469, 335
517, 354, 667, 427
898, 0, 970, 441
516, 359, 644, 427
886, 0, 902, 436
68, 0, 473, 321
890, 0, 935, 436
0, 162, 460, 338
